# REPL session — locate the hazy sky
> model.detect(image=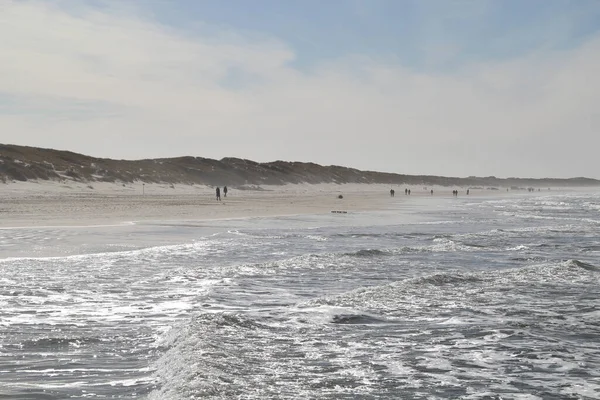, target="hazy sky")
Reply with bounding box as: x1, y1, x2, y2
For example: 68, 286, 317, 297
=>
1, 0, 599, 178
